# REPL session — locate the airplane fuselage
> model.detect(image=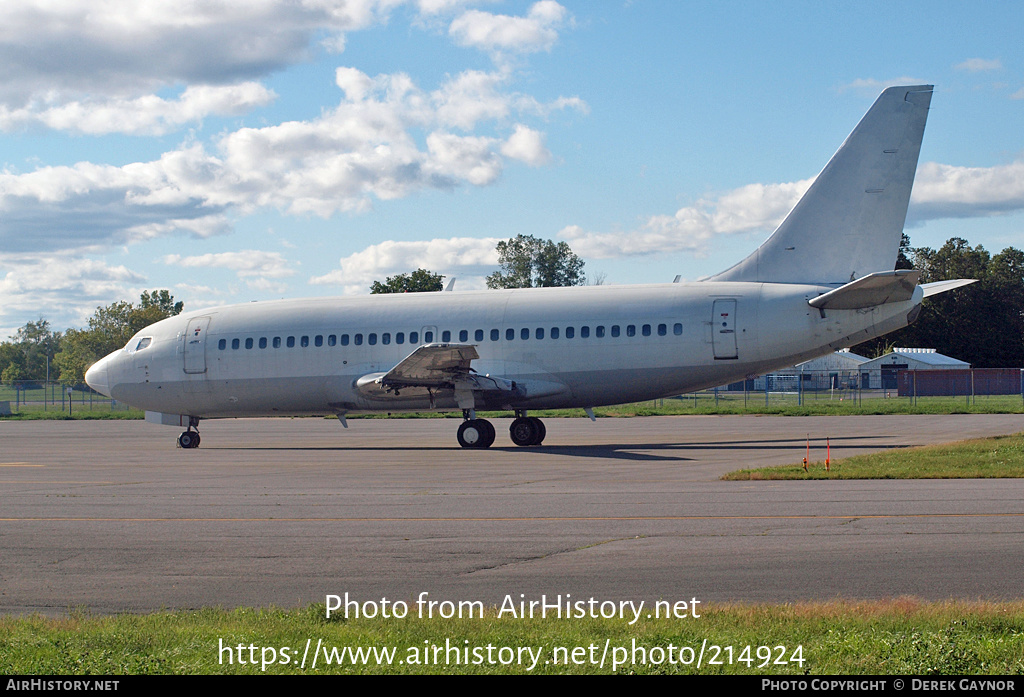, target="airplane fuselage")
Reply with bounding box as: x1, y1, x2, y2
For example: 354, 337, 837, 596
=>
88, 281, 921, 419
